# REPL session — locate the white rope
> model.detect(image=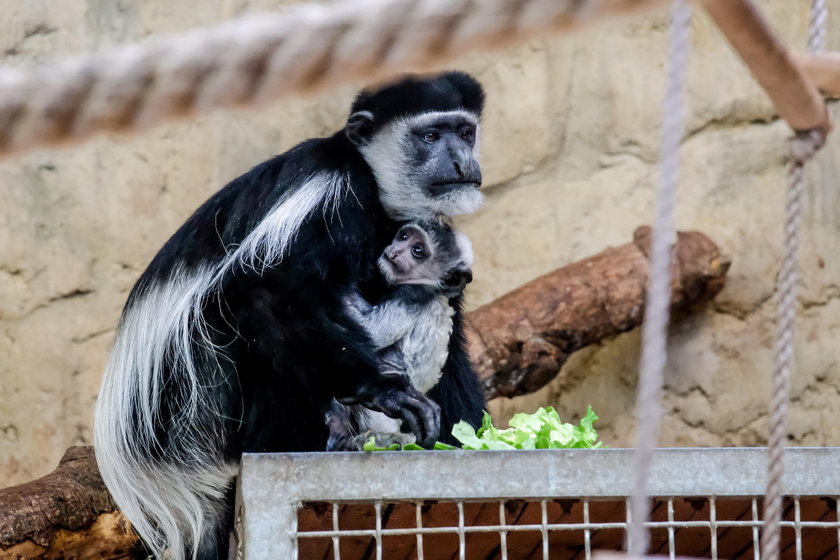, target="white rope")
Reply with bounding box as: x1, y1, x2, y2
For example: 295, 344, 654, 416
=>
760, 3, 827, 558
627, 1, 691, 556
807, 0, 828, 54
0, 0, 671, 157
